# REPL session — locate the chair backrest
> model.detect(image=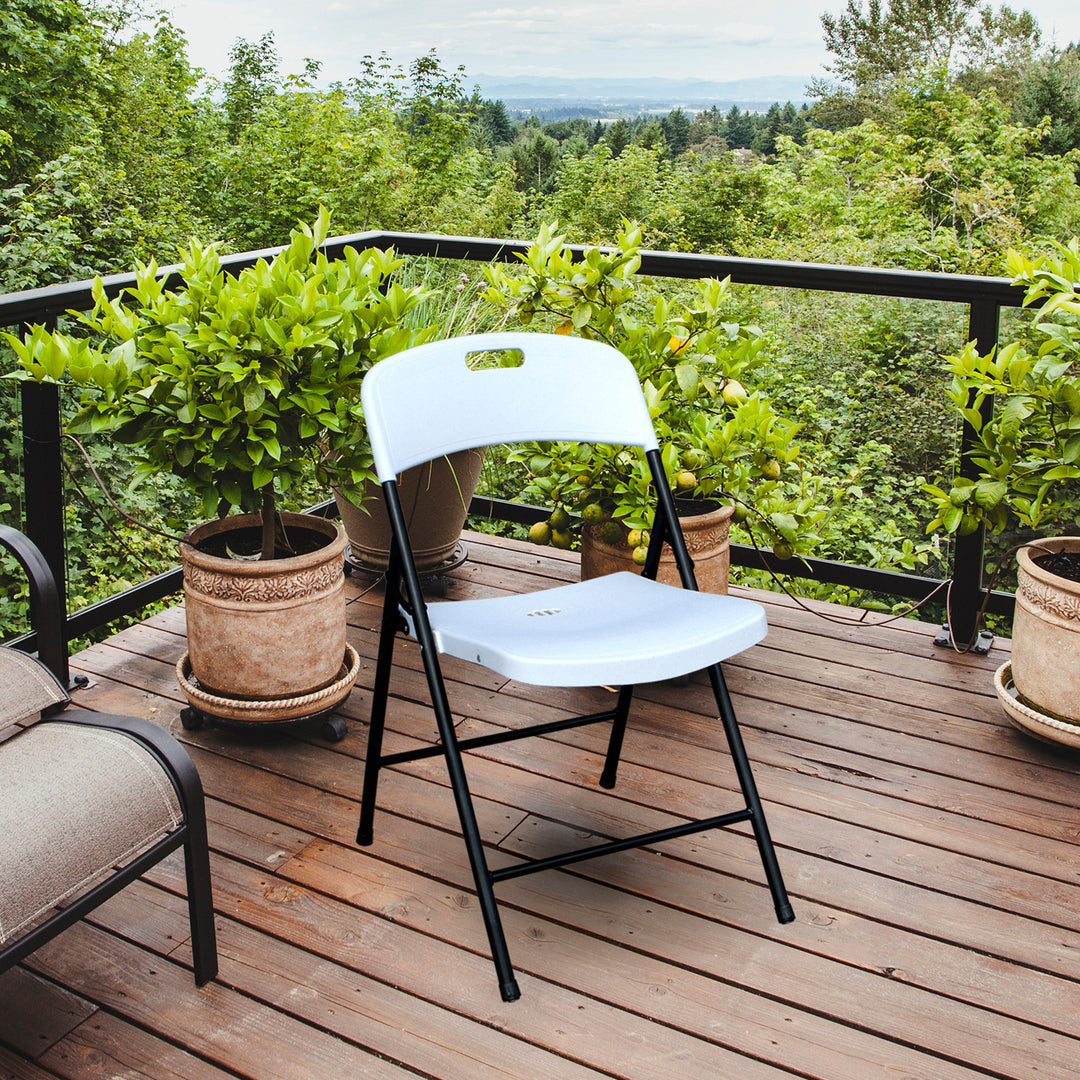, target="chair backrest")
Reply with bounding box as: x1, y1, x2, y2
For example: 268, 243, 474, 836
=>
361, 333, 659, 481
